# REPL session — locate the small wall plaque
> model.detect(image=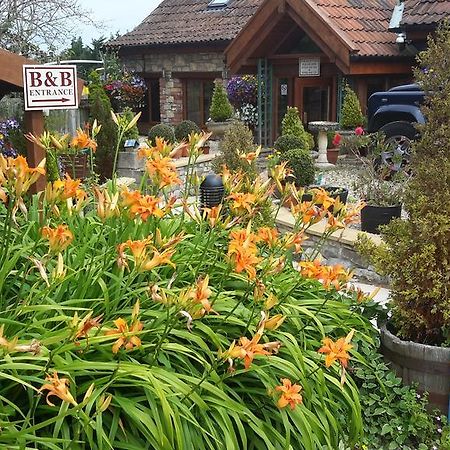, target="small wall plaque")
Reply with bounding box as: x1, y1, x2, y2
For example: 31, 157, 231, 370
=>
299, 58, 320, 77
